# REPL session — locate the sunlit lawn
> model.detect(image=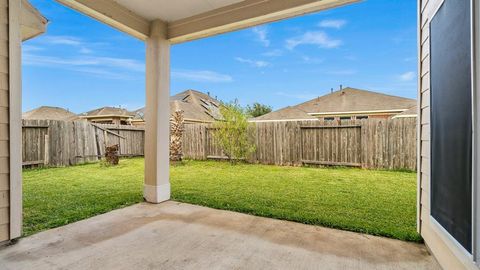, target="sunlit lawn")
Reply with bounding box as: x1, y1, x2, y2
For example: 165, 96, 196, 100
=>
23, 158, 420, 242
